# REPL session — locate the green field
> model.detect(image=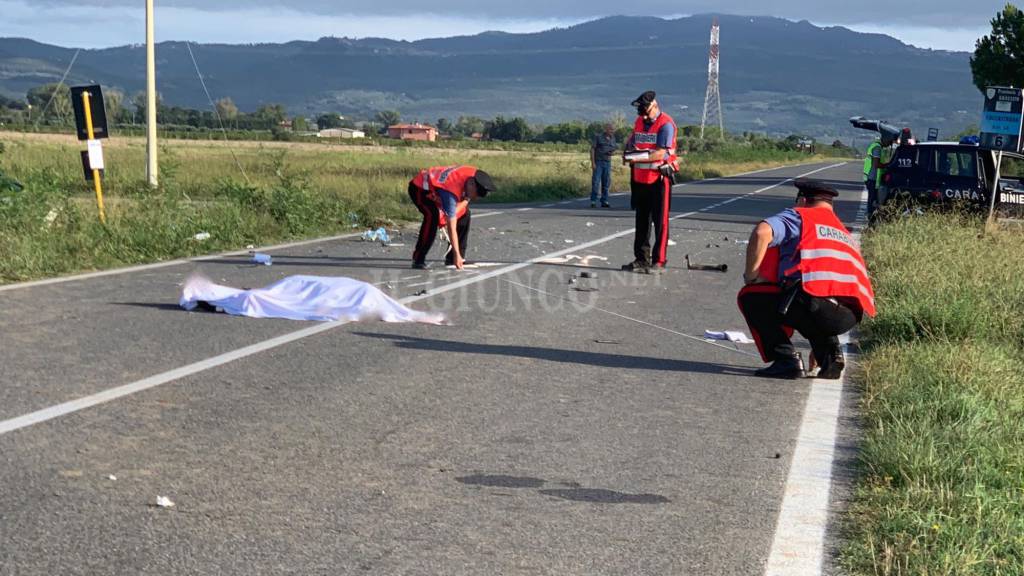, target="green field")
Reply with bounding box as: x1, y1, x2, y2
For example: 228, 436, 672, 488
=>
0, 131, 826, 283
842, 212, 1024, 574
